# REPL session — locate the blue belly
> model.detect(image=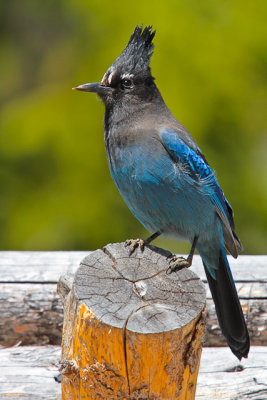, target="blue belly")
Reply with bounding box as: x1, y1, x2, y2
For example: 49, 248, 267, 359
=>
107, 141, 216, 241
